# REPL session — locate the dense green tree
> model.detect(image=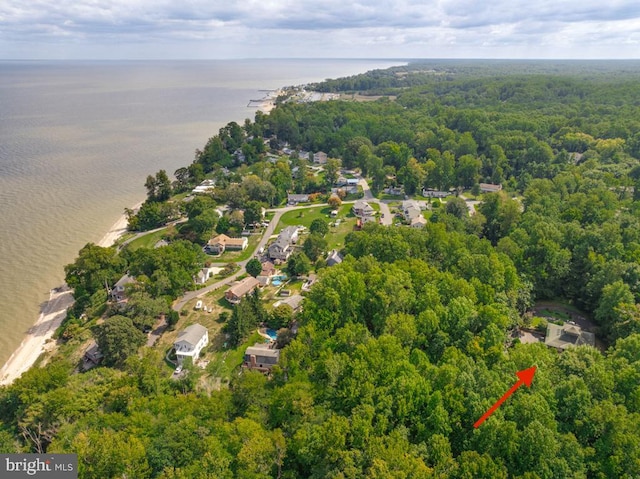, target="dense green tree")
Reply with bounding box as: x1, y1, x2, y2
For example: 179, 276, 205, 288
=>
309, 218, 329, 236
246, 258, 262, 278
94, 315, 146, 367
302, 233, 327, 262
324, 158, 341, 189
243, 200, 263, 226
145, 170, 173, 202
65, 243, 125, 313
286, 252, 312, 277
